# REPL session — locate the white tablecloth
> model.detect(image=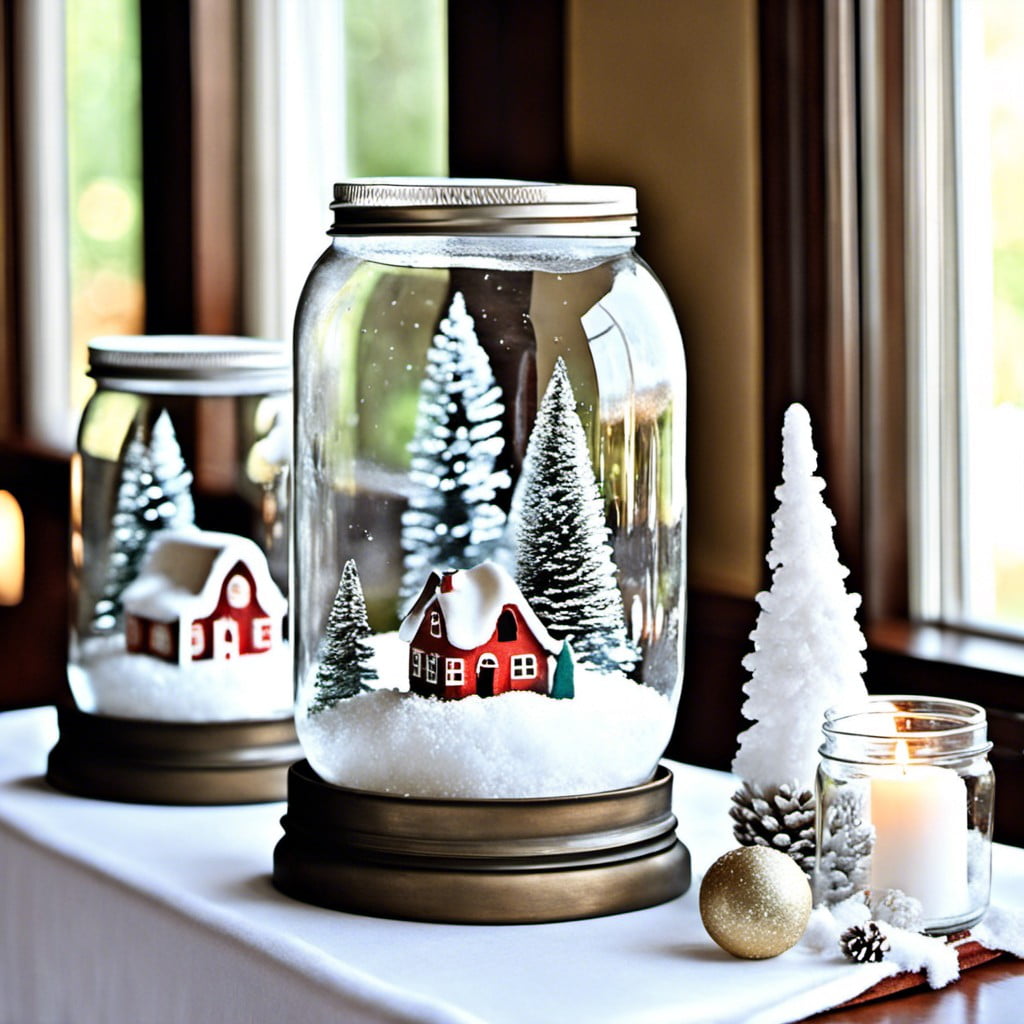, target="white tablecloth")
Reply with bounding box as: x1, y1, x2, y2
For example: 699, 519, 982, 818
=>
2, 706, 1022, 1024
